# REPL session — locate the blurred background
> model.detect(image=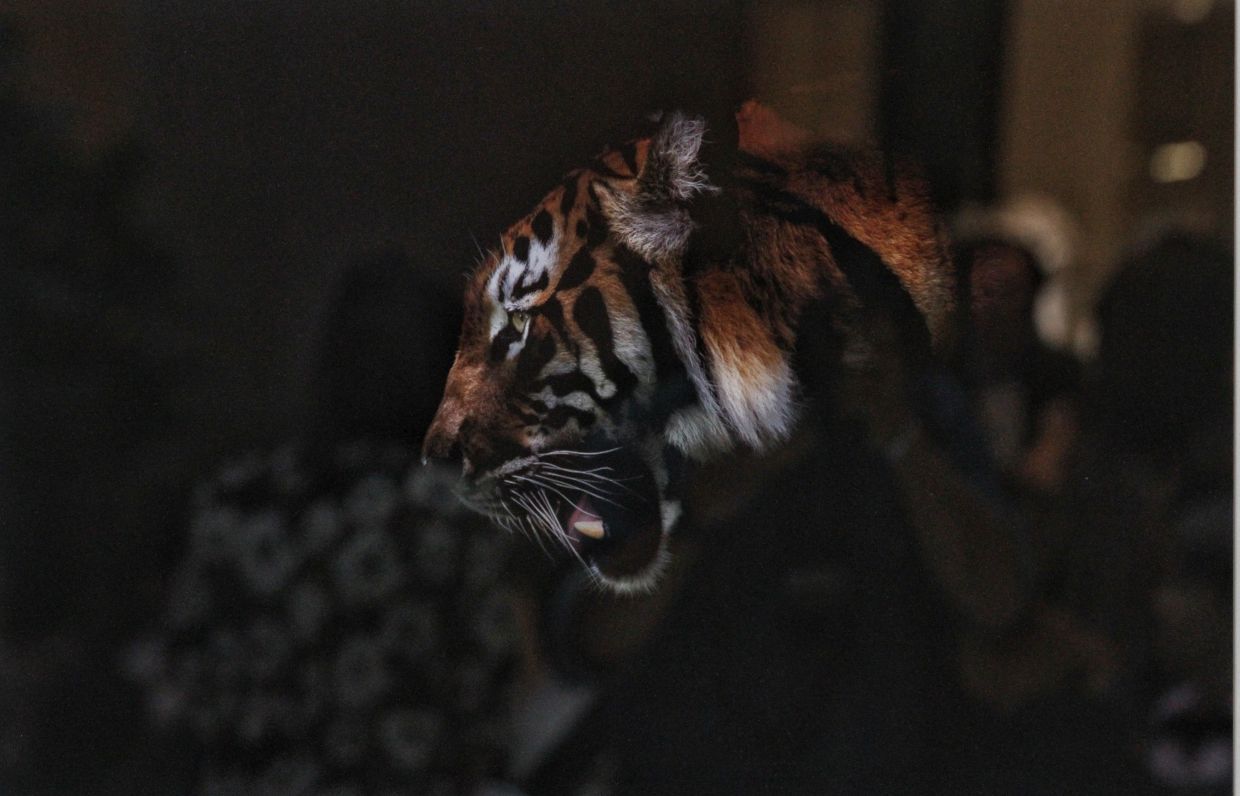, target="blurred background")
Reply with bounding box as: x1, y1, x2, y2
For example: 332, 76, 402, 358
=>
0, 1, 1232, 793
